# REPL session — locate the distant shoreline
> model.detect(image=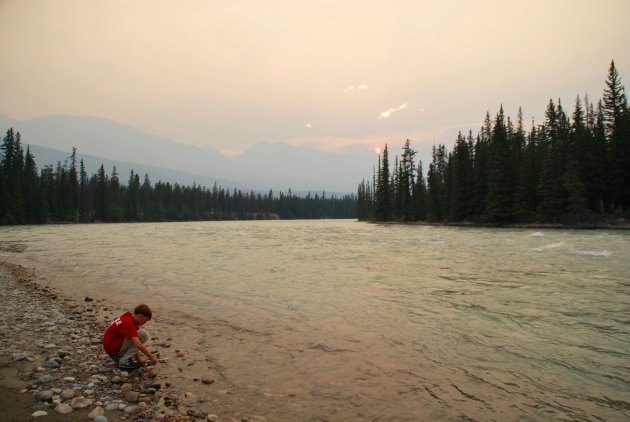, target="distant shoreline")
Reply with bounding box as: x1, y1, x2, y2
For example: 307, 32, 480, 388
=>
363, 220, 630, 230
